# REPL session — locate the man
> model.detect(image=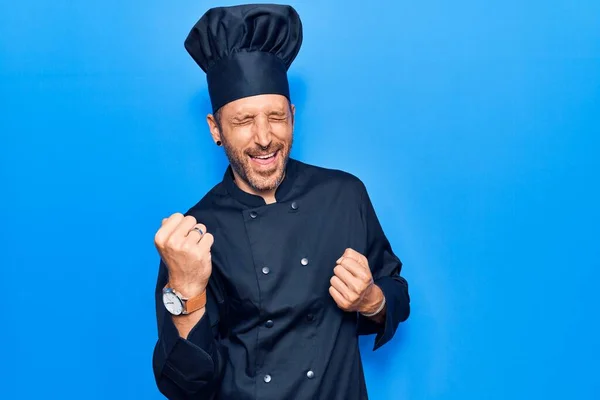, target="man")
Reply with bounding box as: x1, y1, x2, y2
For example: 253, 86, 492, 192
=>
152, 4, 410, 400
